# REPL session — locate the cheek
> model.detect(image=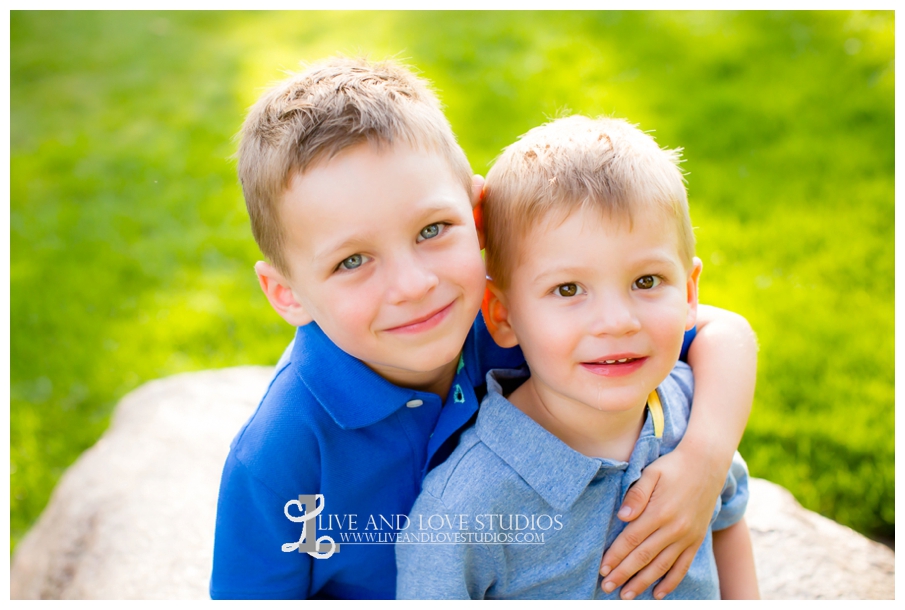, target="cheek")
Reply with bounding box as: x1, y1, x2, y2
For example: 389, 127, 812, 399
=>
326, 284, 382, 334
645, 301, 688, 349
513, 301, 575, 360
446, 244, 488, 301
